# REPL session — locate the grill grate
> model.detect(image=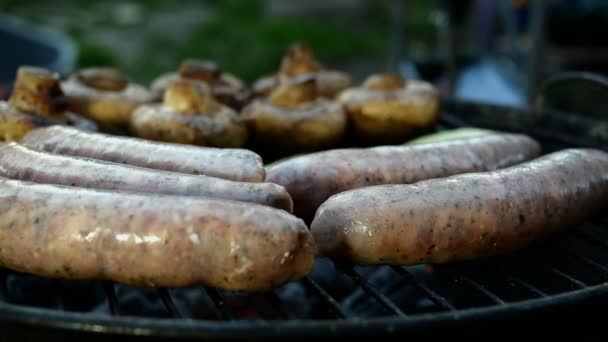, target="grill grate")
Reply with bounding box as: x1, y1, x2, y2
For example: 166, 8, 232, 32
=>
3, 217, 606, 321
3, 211, 604, 323
0, 104, 607, 338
